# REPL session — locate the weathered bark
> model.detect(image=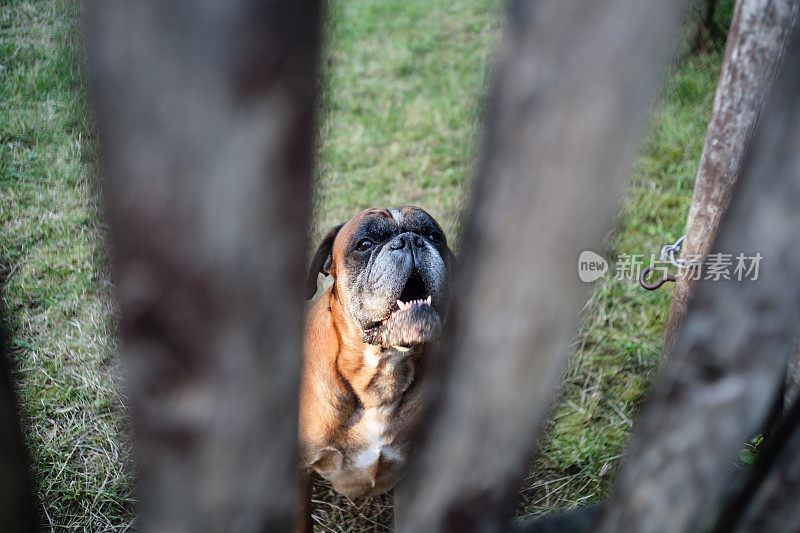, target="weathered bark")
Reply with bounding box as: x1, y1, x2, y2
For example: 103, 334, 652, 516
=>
597, 23, 800, 533
396, 1, 682, 531
0, 310, 37, 532
661, 0, 798, 364
89, 1, 321, 531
